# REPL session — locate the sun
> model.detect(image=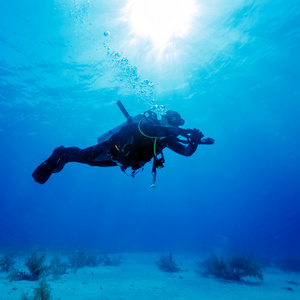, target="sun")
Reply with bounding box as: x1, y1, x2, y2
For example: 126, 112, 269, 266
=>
124, 0, 199, 49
